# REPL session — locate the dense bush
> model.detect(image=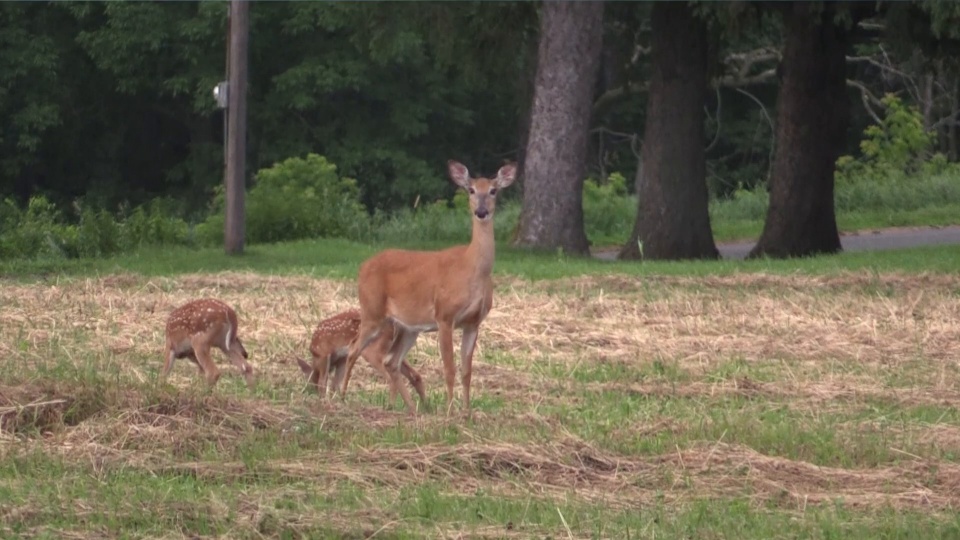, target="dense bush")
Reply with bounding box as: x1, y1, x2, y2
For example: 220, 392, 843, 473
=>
374, 191, 522, 245
0, 197, 74, 260
374, 172, 638, 247
582, 172, 635, 245
119, 199, 191, 250
0, 196, 192, 261
196, 154, 371, 245
835, 94, 947, 184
